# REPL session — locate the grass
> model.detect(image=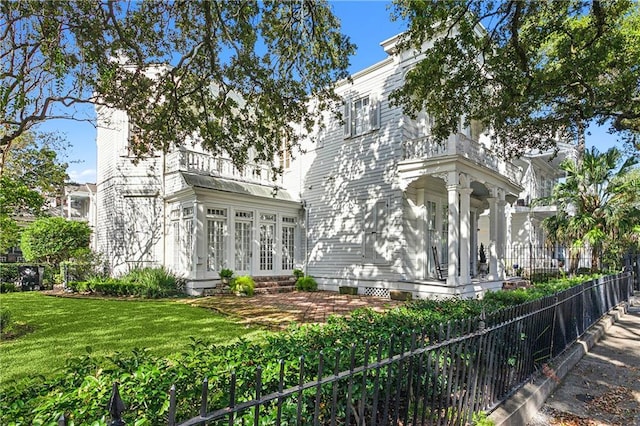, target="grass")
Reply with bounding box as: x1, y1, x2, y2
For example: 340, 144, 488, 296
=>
0, 292, 267, 387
